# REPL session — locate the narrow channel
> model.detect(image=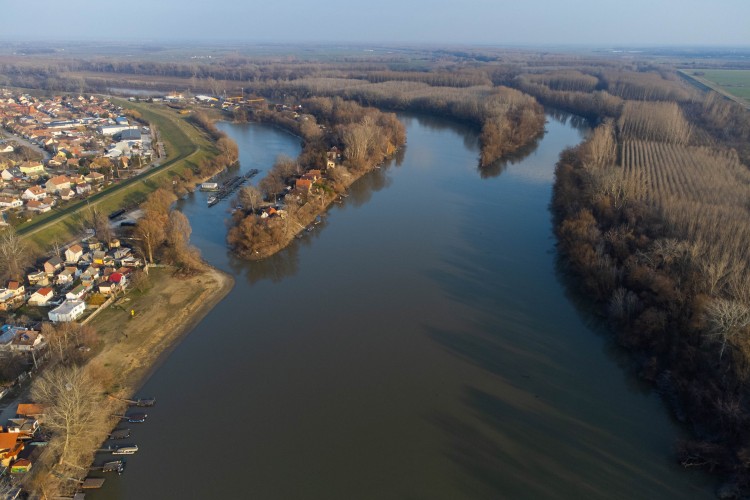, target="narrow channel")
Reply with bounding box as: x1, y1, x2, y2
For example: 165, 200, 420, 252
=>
93, 113, 713, 499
